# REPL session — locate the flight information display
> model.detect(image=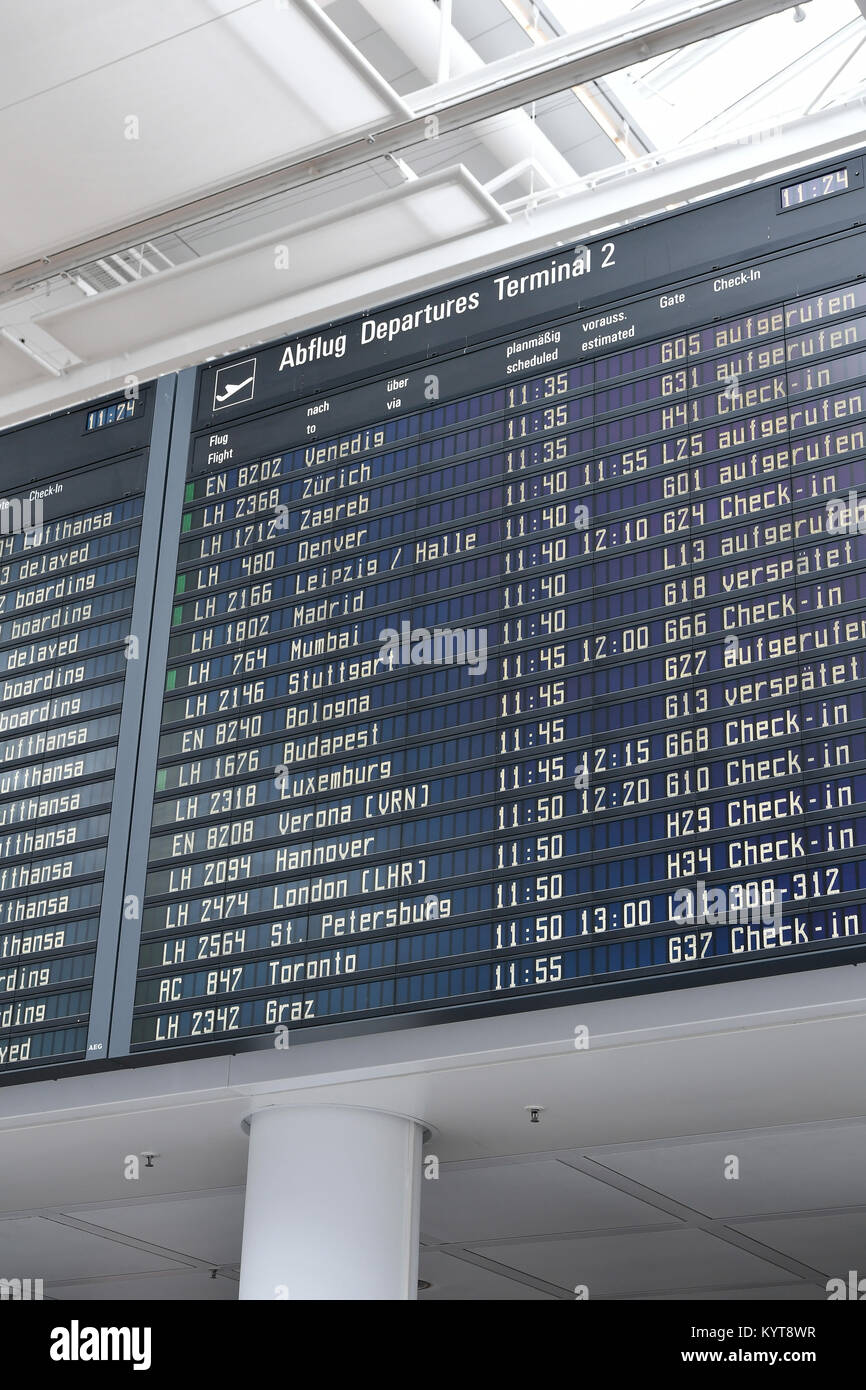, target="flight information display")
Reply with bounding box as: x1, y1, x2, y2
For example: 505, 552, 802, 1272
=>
2, 148, 866, 1079
126, 156, 866, 1059
0, 382, 173, 1074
